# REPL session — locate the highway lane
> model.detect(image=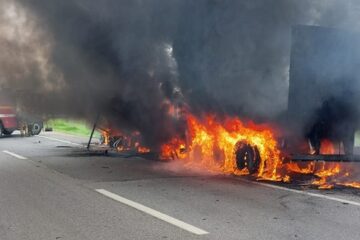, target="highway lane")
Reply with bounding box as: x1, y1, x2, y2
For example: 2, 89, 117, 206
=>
0, 132, 360, 240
